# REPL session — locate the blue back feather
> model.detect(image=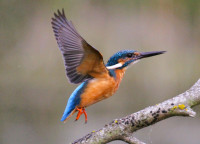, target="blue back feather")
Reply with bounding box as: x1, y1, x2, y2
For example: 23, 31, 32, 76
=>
60, 81, 89, 121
